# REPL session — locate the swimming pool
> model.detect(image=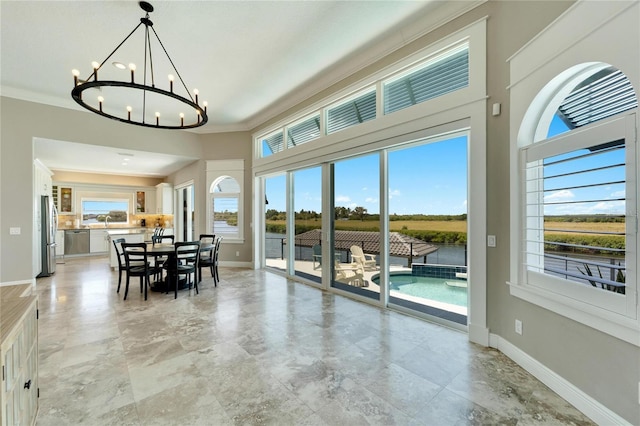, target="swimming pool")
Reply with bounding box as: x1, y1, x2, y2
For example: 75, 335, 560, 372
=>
371, 273, 468, 307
